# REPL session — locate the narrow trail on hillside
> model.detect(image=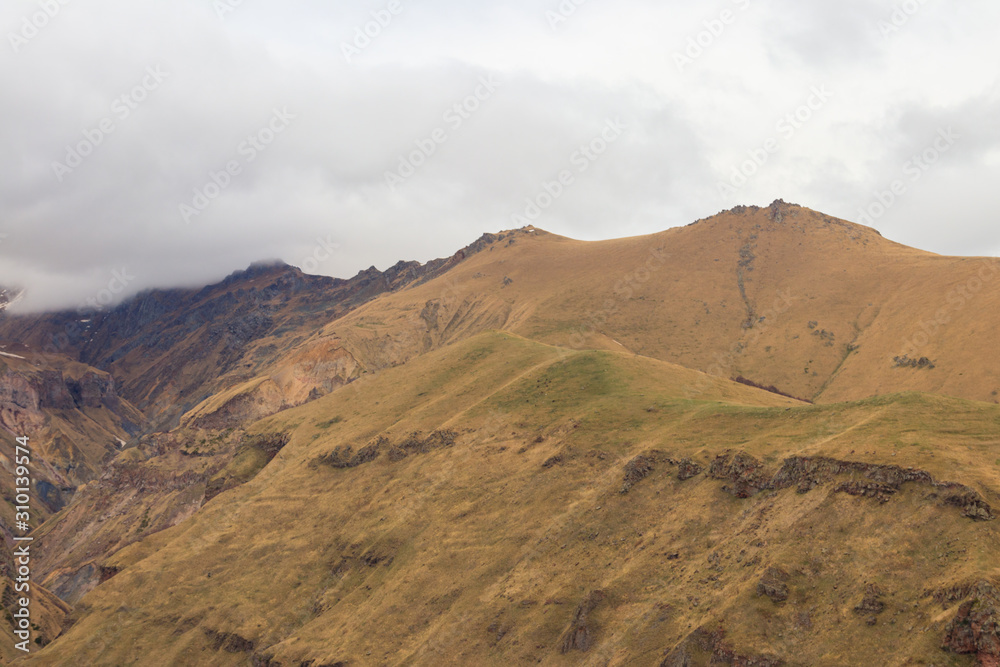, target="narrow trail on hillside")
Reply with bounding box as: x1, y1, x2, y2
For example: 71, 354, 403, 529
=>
441, 355, 567, 431
802, 407, 889, 454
